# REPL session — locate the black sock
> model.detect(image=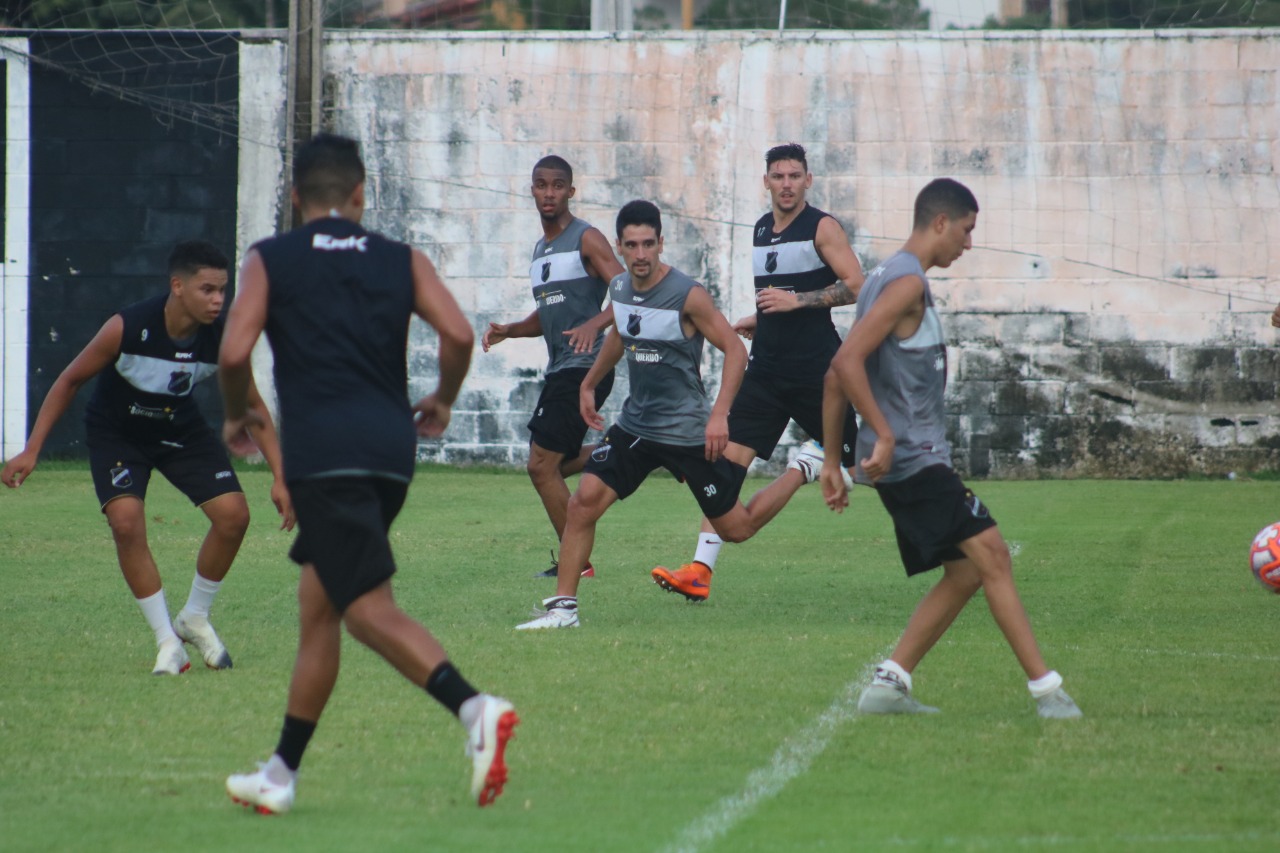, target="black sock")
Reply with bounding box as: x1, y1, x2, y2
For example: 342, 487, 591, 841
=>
275, 715, 317, 771
424, 661, 479, 717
